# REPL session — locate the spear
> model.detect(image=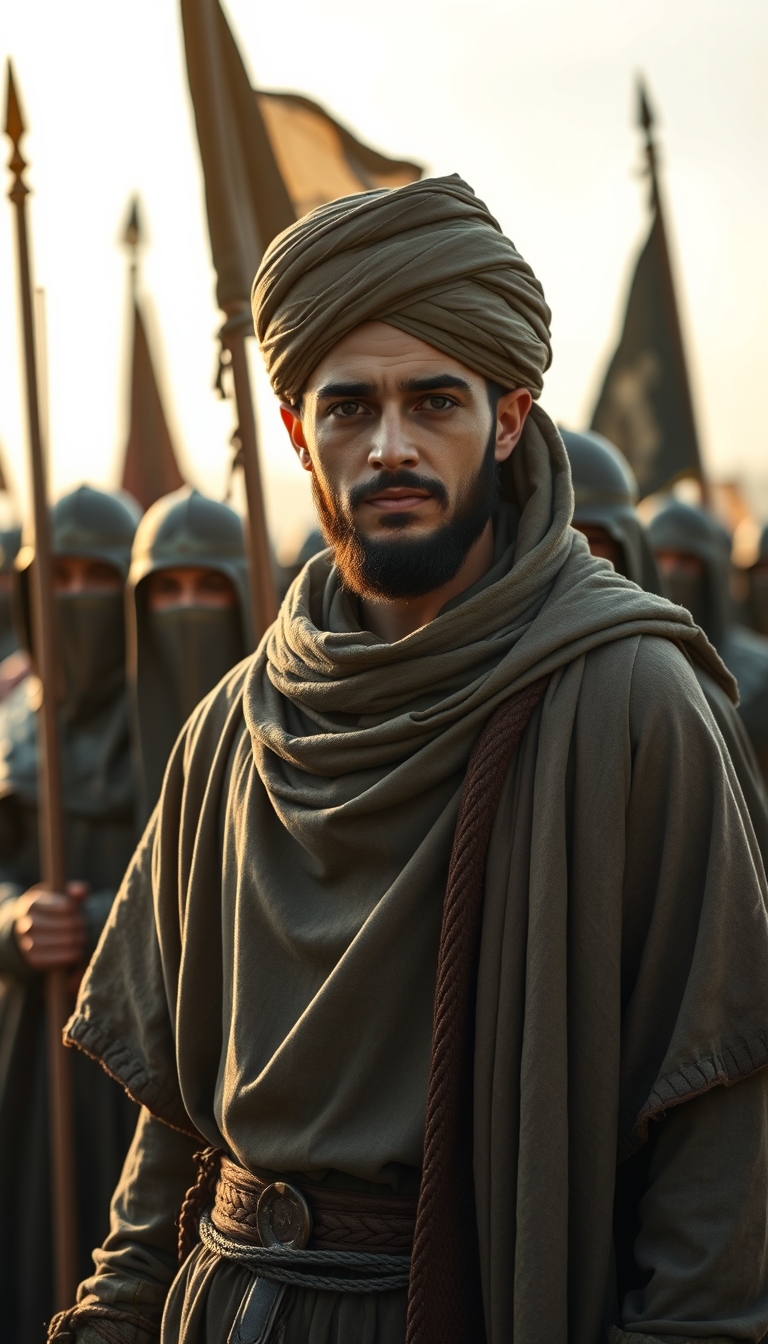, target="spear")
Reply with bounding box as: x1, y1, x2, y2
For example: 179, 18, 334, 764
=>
4, 61, 78, 1308
219, 302, 277, 639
